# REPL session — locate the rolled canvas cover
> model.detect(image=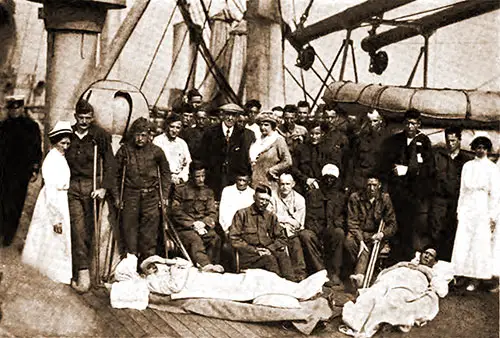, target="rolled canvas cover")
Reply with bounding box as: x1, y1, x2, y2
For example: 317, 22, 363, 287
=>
324, 81, 500, 123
